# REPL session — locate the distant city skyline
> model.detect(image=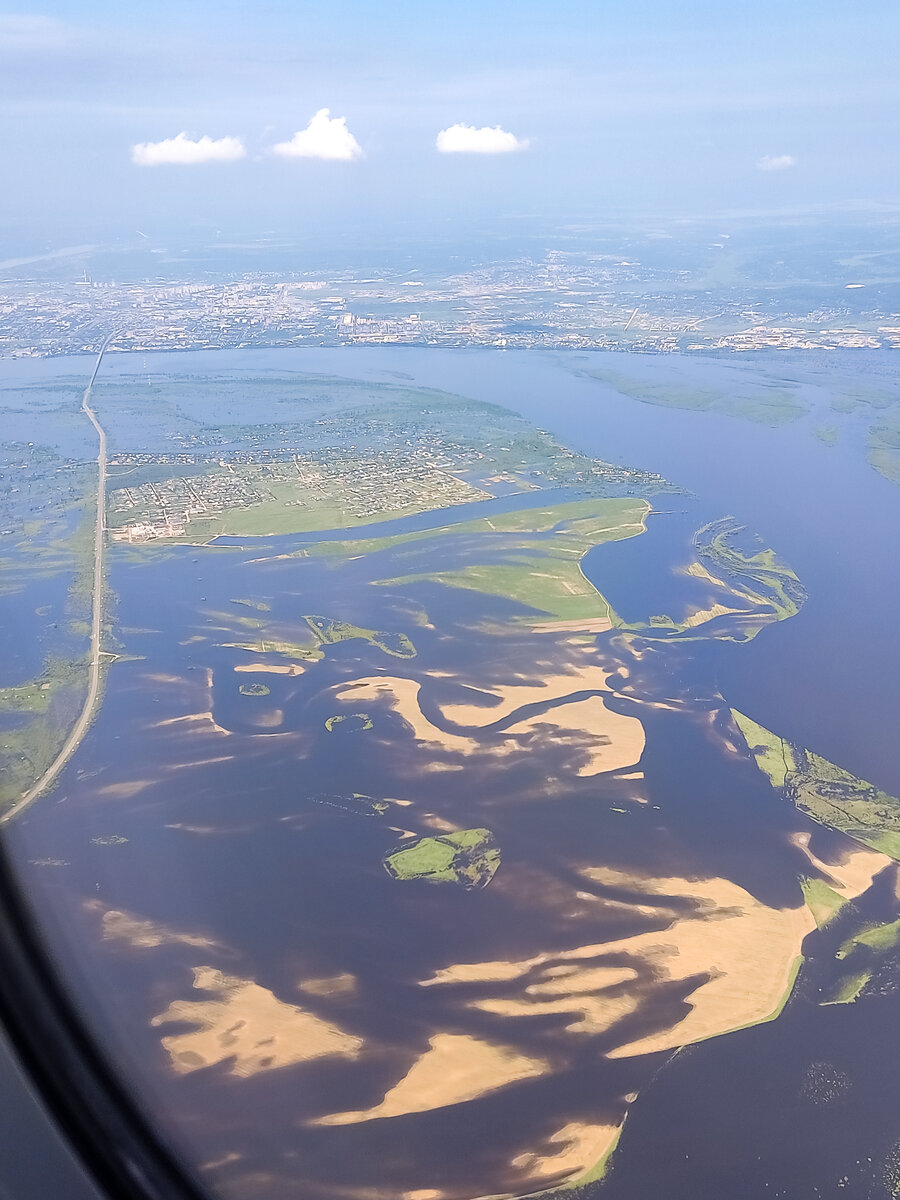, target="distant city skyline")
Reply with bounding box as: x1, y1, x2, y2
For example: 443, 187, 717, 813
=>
2, 1, 899, 246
